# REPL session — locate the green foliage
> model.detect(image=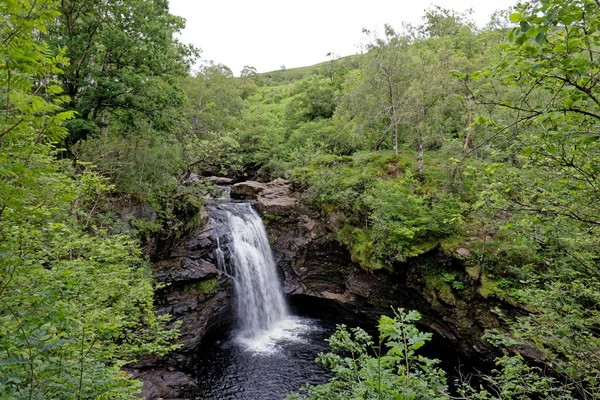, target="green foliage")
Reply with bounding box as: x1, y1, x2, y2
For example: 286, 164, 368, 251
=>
47, 0, 197, 145
5, 0, 600, 397
286, 309, 449, 400
286, 76, 336, 125
421, 6, 476, 38
462, 1, 600, 396
360, 178, 463, 263
0, 165, 180, 399
182, 63, 243, 136
296, 152, 464, 269
0, 2, 180, 398
460, 332, 580, 400
289, 309, 585, 400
